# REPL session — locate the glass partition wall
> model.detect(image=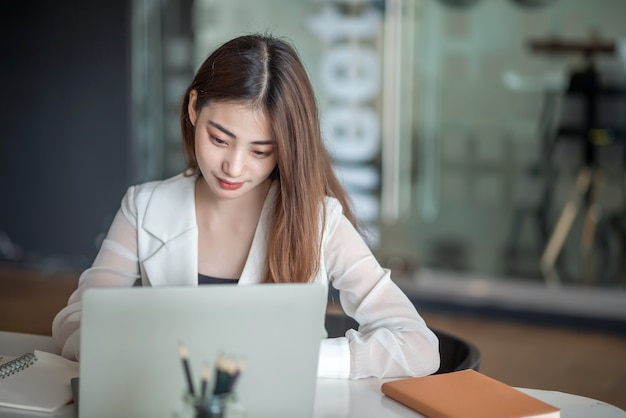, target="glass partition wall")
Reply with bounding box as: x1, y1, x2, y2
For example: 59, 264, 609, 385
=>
131, 0, 626, 295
